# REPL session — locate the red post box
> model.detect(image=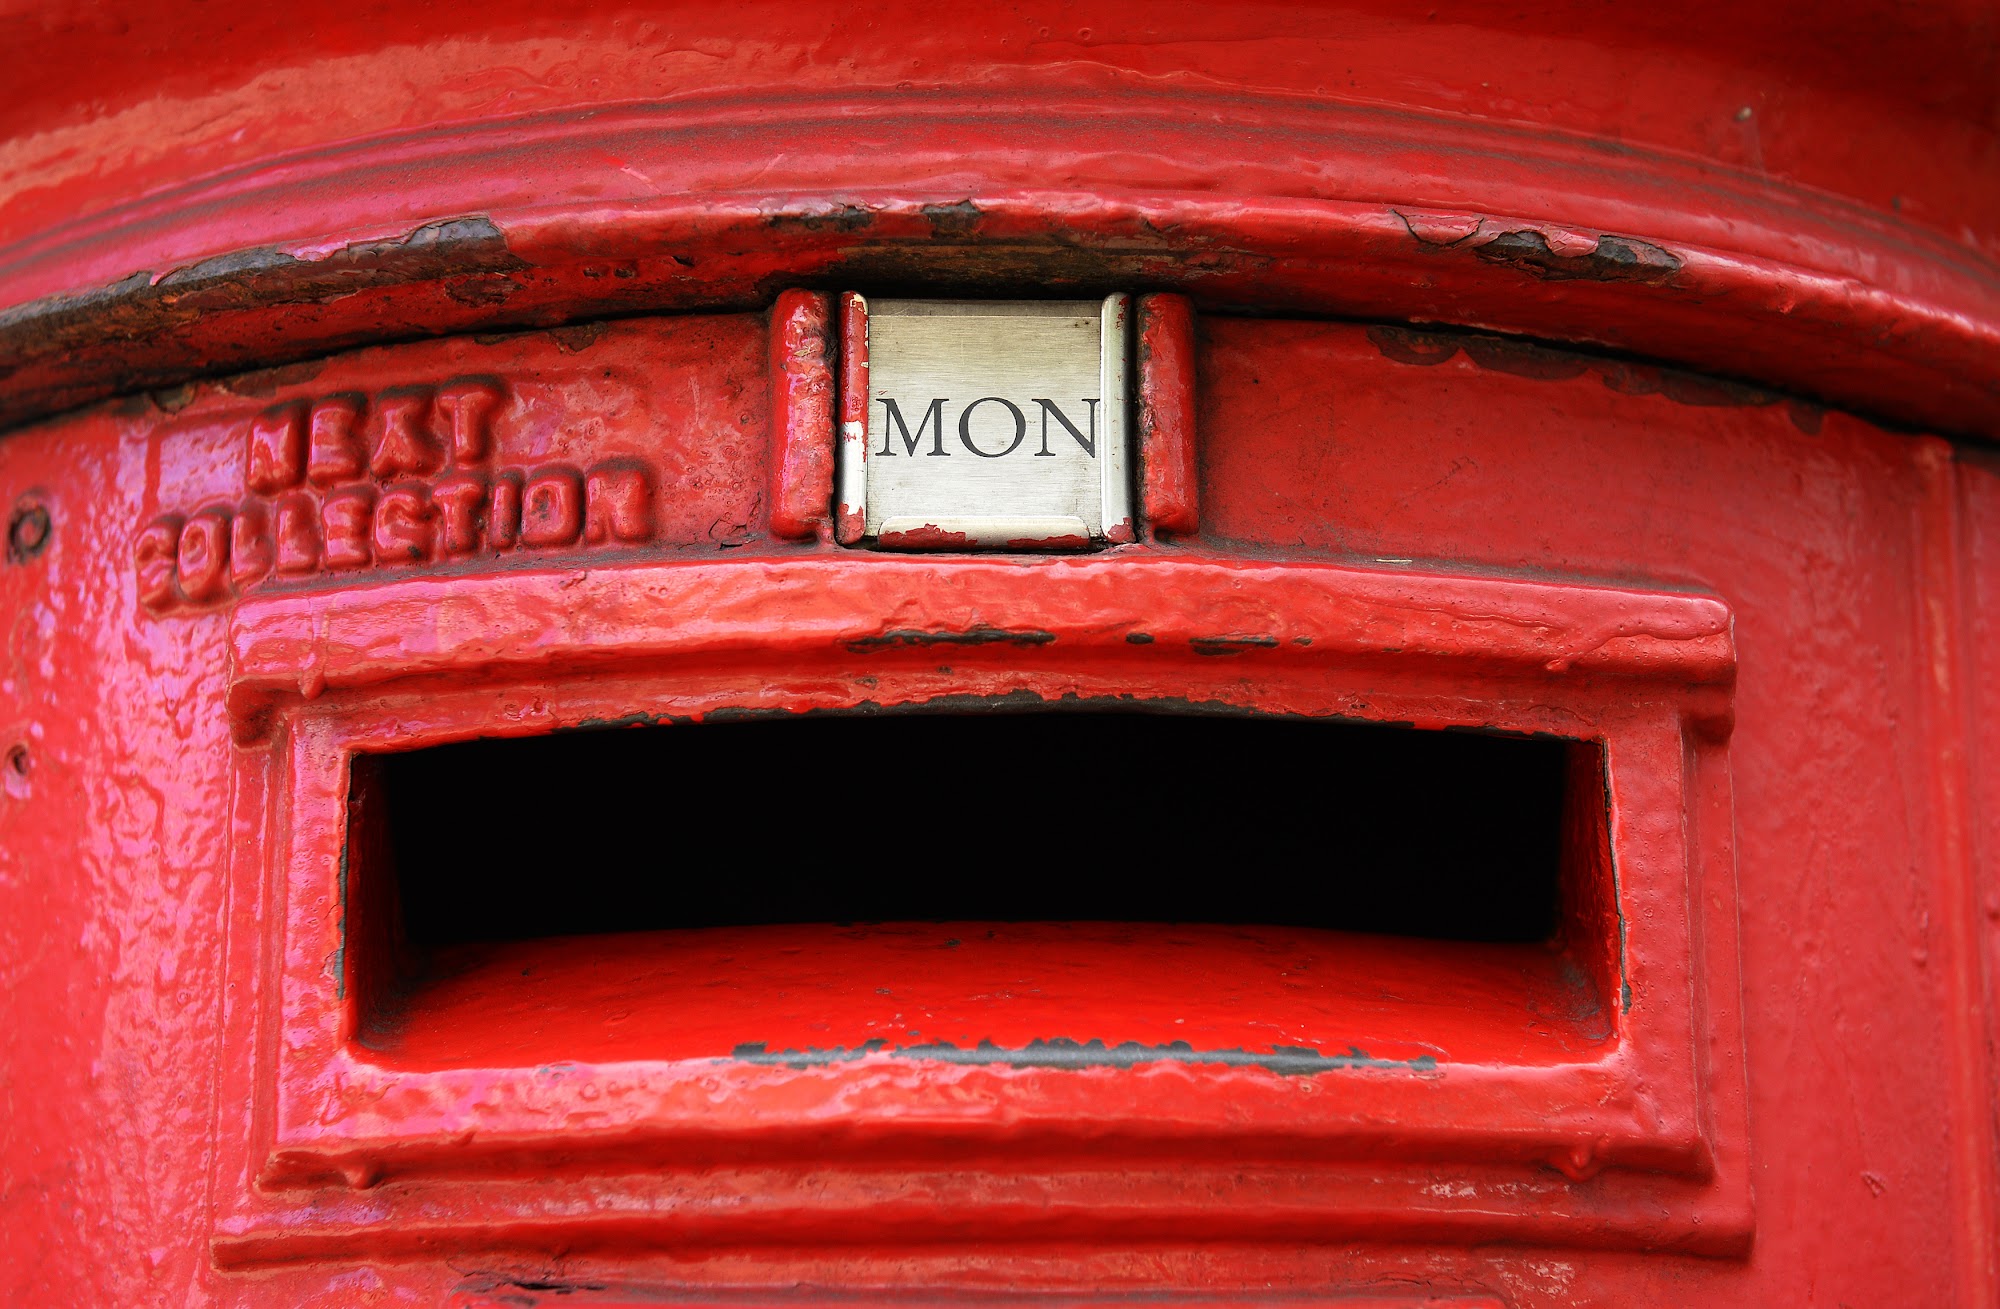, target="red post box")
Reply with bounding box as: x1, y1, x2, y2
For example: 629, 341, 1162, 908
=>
1, 5, 1996, 1307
